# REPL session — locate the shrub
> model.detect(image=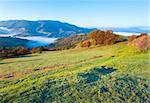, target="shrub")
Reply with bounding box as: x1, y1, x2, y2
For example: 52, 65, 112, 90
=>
31, 48, 42, 54
17, 47, 30, 55
128, 35, 137, 42
128, 33, 148, 42
134, 35, 150, 51
81, 40, 91, 47
90, 39, 97, 45
88, 30, 120, 45
128, 35, 150, 51
88, 30, 104, 44
0, 47, 30, 58
104, 35, 120, 45
137, 33, 147, 38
